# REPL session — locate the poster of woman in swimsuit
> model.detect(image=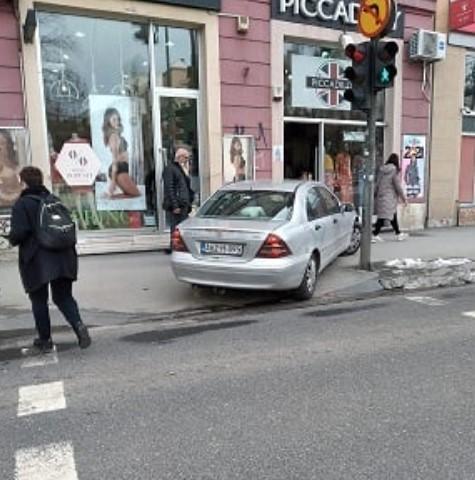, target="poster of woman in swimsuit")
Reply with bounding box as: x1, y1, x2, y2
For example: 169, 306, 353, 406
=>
89, 94, 146, 211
